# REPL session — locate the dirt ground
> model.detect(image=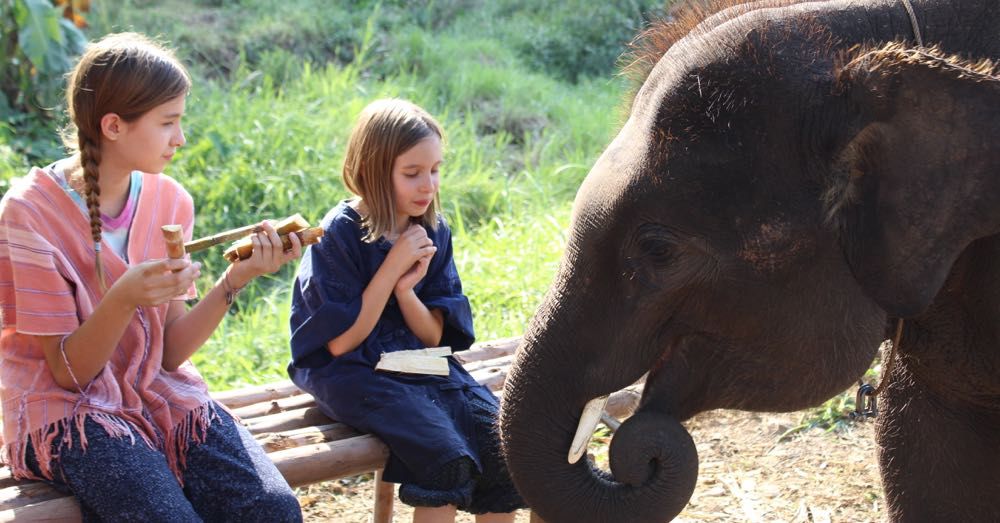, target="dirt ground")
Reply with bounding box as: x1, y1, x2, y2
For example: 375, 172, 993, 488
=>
295, 408, 883, 522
